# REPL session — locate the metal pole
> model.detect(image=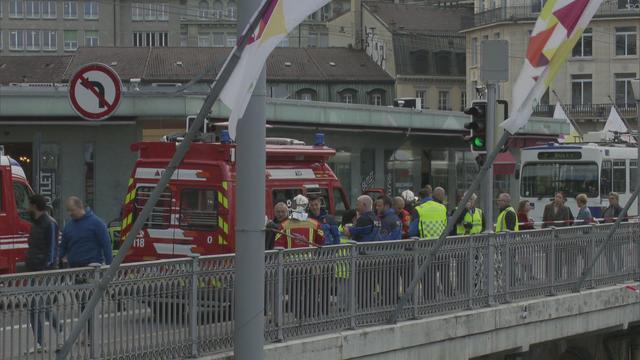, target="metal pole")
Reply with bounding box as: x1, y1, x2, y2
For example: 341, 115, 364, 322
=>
56, 1, 273, 357
390, 131, 510, 323
636, 100, 640, 216
483, 83, 497, 223
234, 0, 266, 359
